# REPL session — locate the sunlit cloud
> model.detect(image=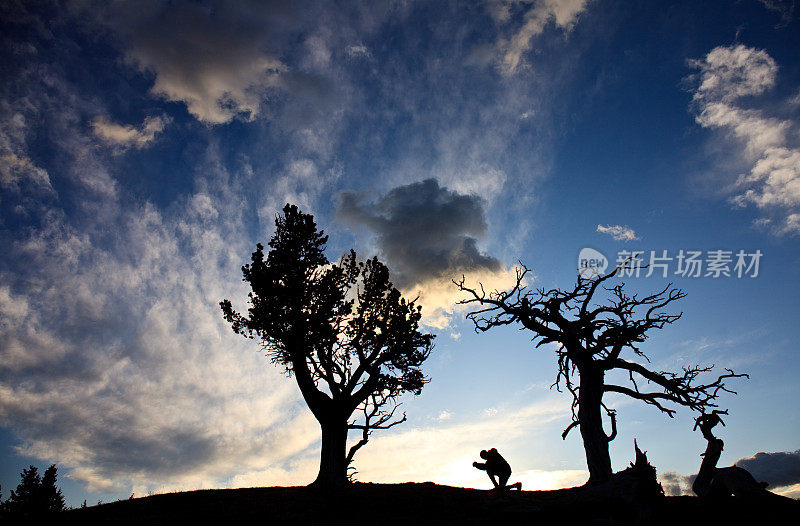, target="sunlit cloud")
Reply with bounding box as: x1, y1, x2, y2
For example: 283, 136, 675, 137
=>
403, 266, 520, 330
92, 115, 169, 150
688, 44, 800, 235
93, 2, 289, 124
776, 483, 800, 499
0, 183, 319, 492
490, 0, 593, 75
